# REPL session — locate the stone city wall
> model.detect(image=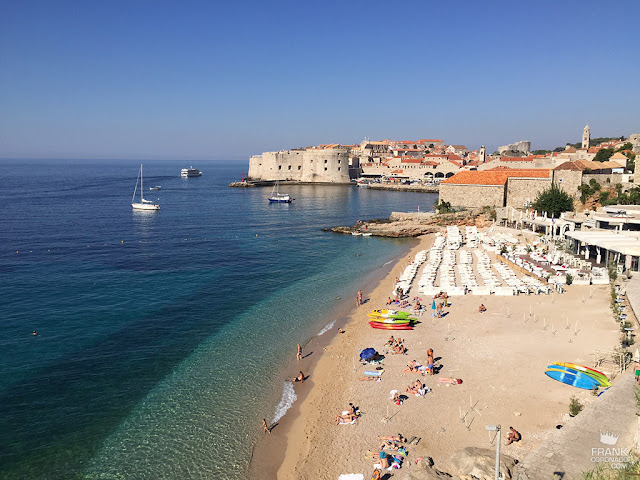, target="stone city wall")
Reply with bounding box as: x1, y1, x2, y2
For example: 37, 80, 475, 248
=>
497, 140, 531, 155
581, 173, 629, 186
552, 170, 582, 198
439, 183, 506, 208
505, 177, 551, 208
248, 148, 351, 183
